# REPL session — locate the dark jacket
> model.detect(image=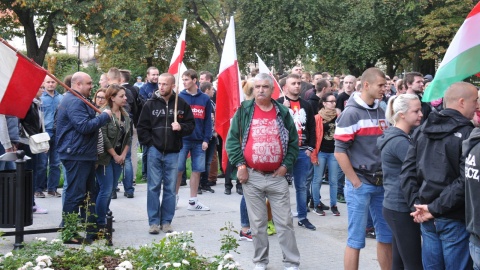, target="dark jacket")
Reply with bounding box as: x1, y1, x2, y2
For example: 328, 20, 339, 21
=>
276, 96, 316, 152
400, 109, 474, 220
56, 91, 111, 161
462, 128, 480, 245
137, 92, 195, 153
307, 94, 320, 114
20, 99, 42, 138
97, 106, 132, 166
377, 127, 411, 212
